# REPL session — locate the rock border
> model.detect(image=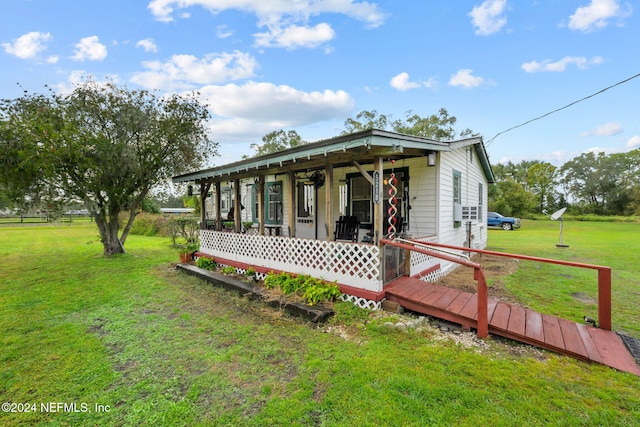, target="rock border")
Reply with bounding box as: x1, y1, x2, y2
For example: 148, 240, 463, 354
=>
176, 263, 335, 323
